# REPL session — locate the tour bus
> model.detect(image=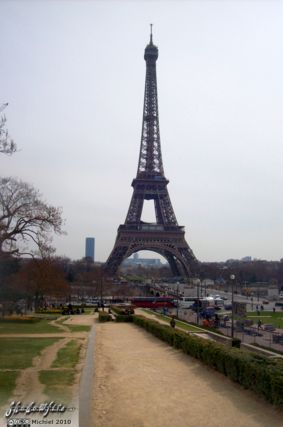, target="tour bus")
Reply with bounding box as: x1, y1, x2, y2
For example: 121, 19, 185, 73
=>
205, 296, 224, 309
177, 297, 197, 309
130, 296, 175, 309
176, 296, 224, 310
190, 296, 224, 311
